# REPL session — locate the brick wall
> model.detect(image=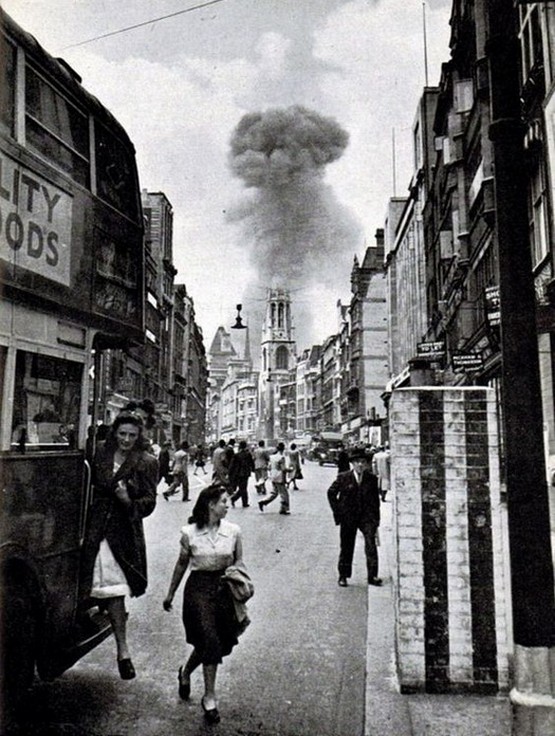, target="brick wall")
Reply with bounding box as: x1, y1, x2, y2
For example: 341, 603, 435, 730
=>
389, 387, 510, 693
